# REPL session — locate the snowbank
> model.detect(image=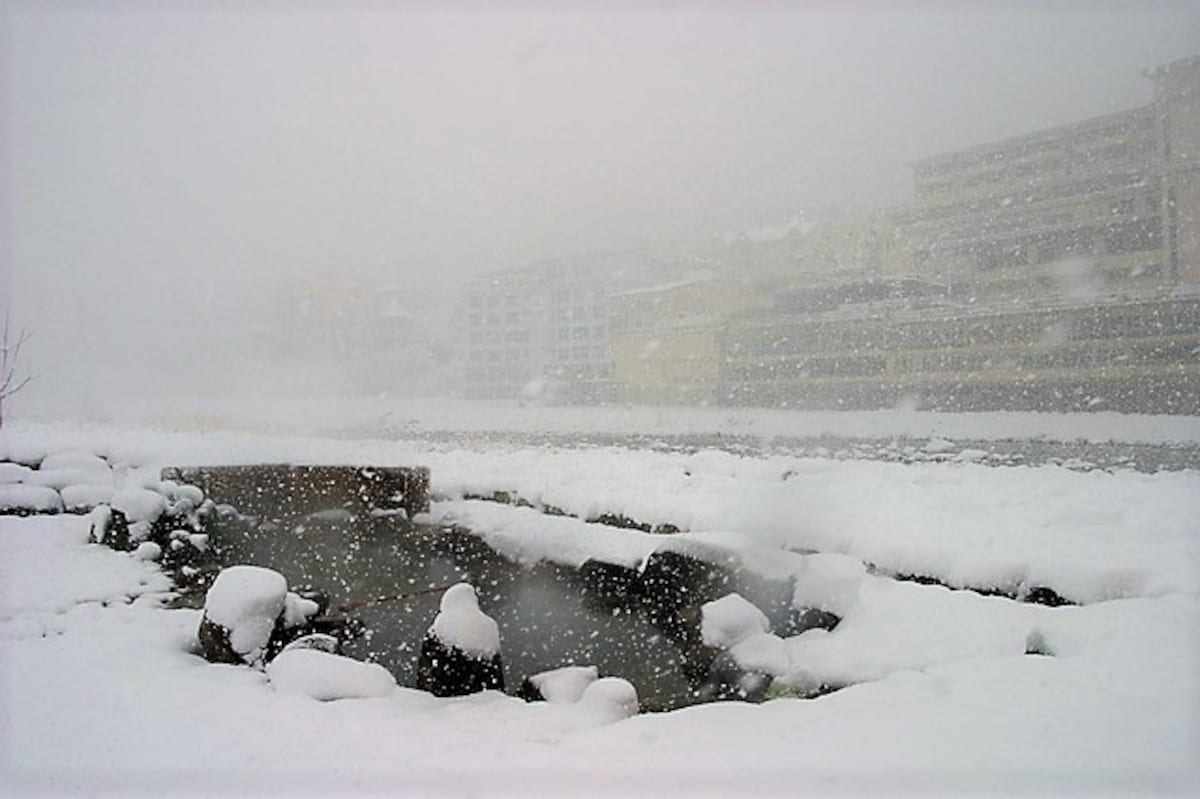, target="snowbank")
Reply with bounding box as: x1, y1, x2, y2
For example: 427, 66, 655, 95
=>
266, 649, 396, 701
